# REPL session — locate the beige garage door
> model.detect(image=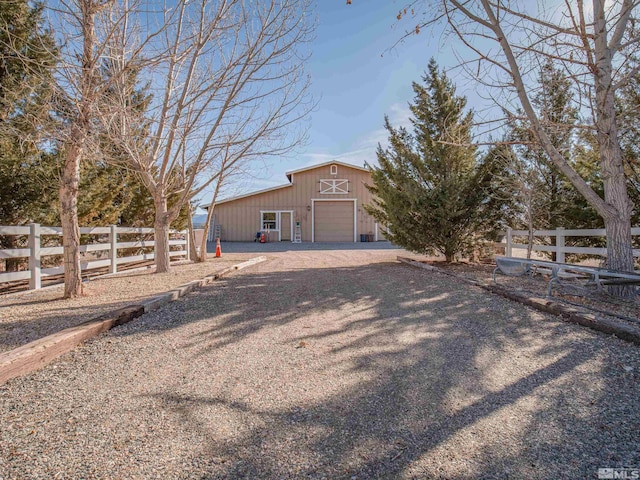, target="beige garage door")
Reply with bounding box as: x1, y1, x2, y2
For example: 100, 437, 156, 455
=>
314, 201, 354, 242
